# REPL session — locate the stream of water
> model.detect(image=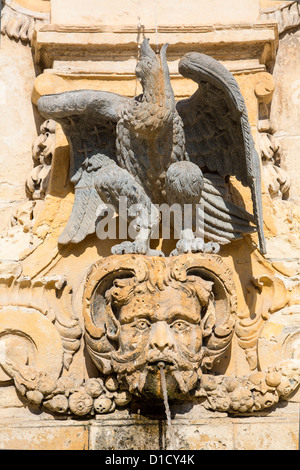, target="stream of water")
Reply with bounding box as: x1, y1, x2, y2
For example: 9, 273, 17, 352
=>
159, 362, 174, 449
